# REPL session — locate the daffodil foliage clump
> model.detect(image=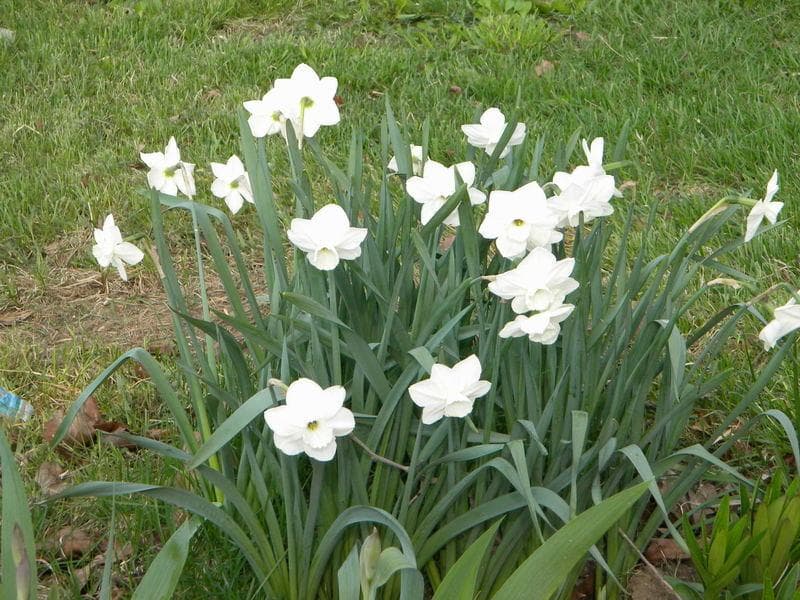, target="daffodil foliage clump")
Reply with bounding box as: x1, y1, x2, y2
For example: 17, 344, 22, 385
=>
58, 64, 799, 599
